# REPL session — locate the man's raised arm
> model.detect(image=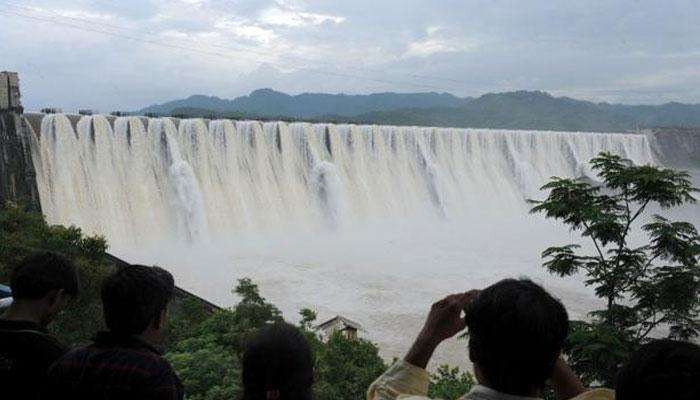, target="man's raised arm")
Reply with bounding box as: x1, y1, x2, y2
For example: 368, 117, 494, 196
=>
367, 291, 479, 400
